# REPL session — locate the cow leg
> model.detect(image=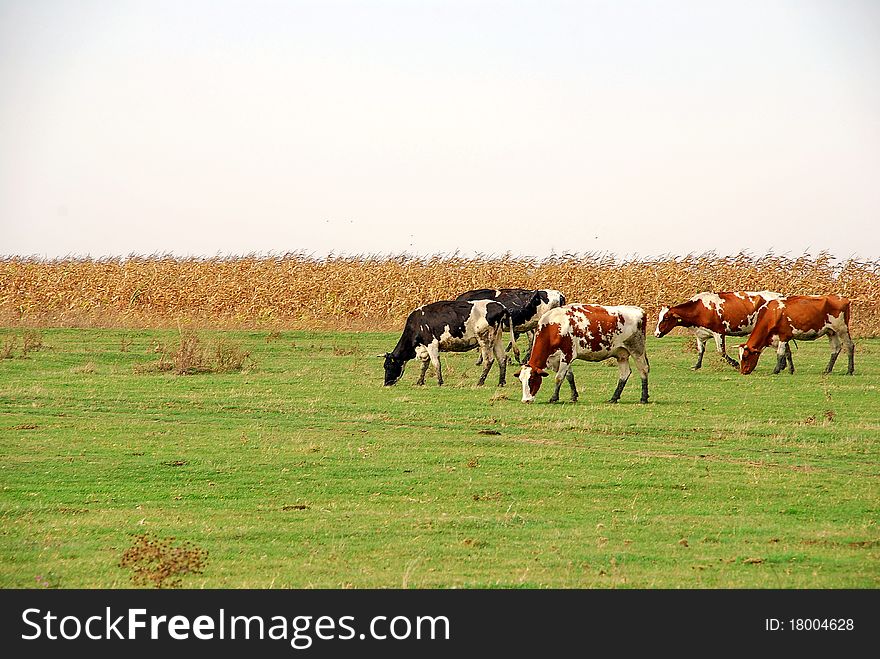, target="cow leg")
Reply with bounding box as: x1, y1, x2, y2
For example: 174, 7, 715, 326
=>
493, 332, 508, 386
842, 331, 855, 375
507, 330, 522, 365
523, 330, 537, 363
416, 357, 430, 385
633, 351, 650, 404
715, 333, 739, 369
785, 342, 795, 374
609, 352, 632, 403
424, 341, 443, 385
567, 368, 578, 402
474, 335, 486, 366
549, 361, 570, 403
772, 341, 788, 375
693, 332, 707, 370
824, 334, 842, 375
476, 332, 496, 386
